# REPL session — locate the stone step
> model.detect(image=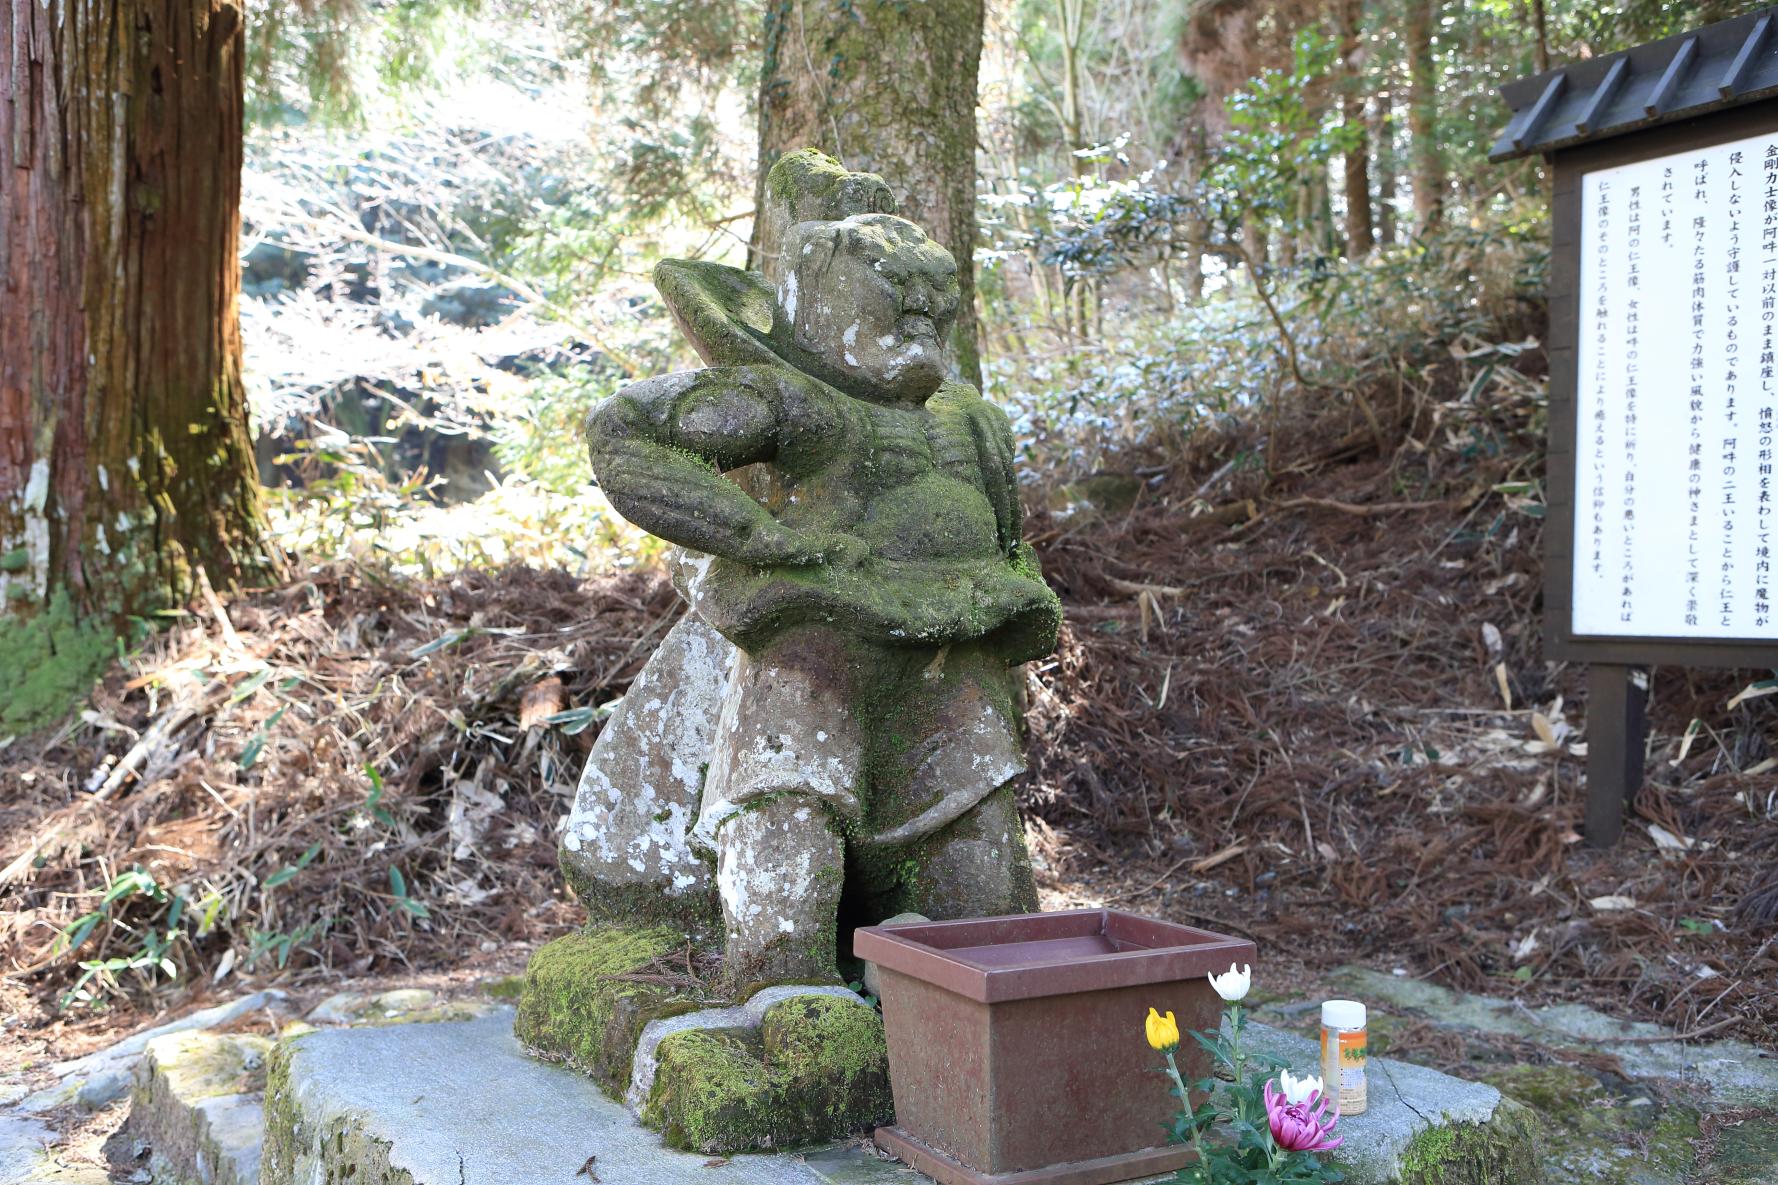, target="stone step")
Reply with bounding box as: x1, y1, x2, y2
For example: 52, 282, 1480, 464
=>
264, 1006, 903, 1185
11, 991, 286, 1116
129, 1030, 270, 1185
